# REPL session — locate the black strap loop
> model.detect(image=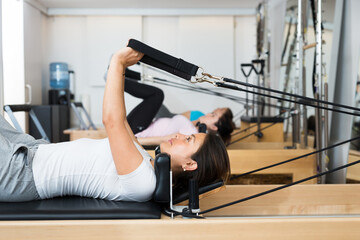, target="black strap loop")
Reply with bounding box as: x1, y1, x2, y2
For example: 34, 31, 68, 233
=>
127, 39, 199, 81
252, 59, 265, 75
240, 63, 254, 77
